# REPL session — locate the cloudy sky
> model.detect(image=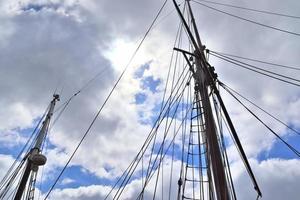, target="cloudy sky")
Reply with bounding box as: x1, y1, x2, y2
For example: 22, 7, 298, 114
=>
0, 0, 300, 199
